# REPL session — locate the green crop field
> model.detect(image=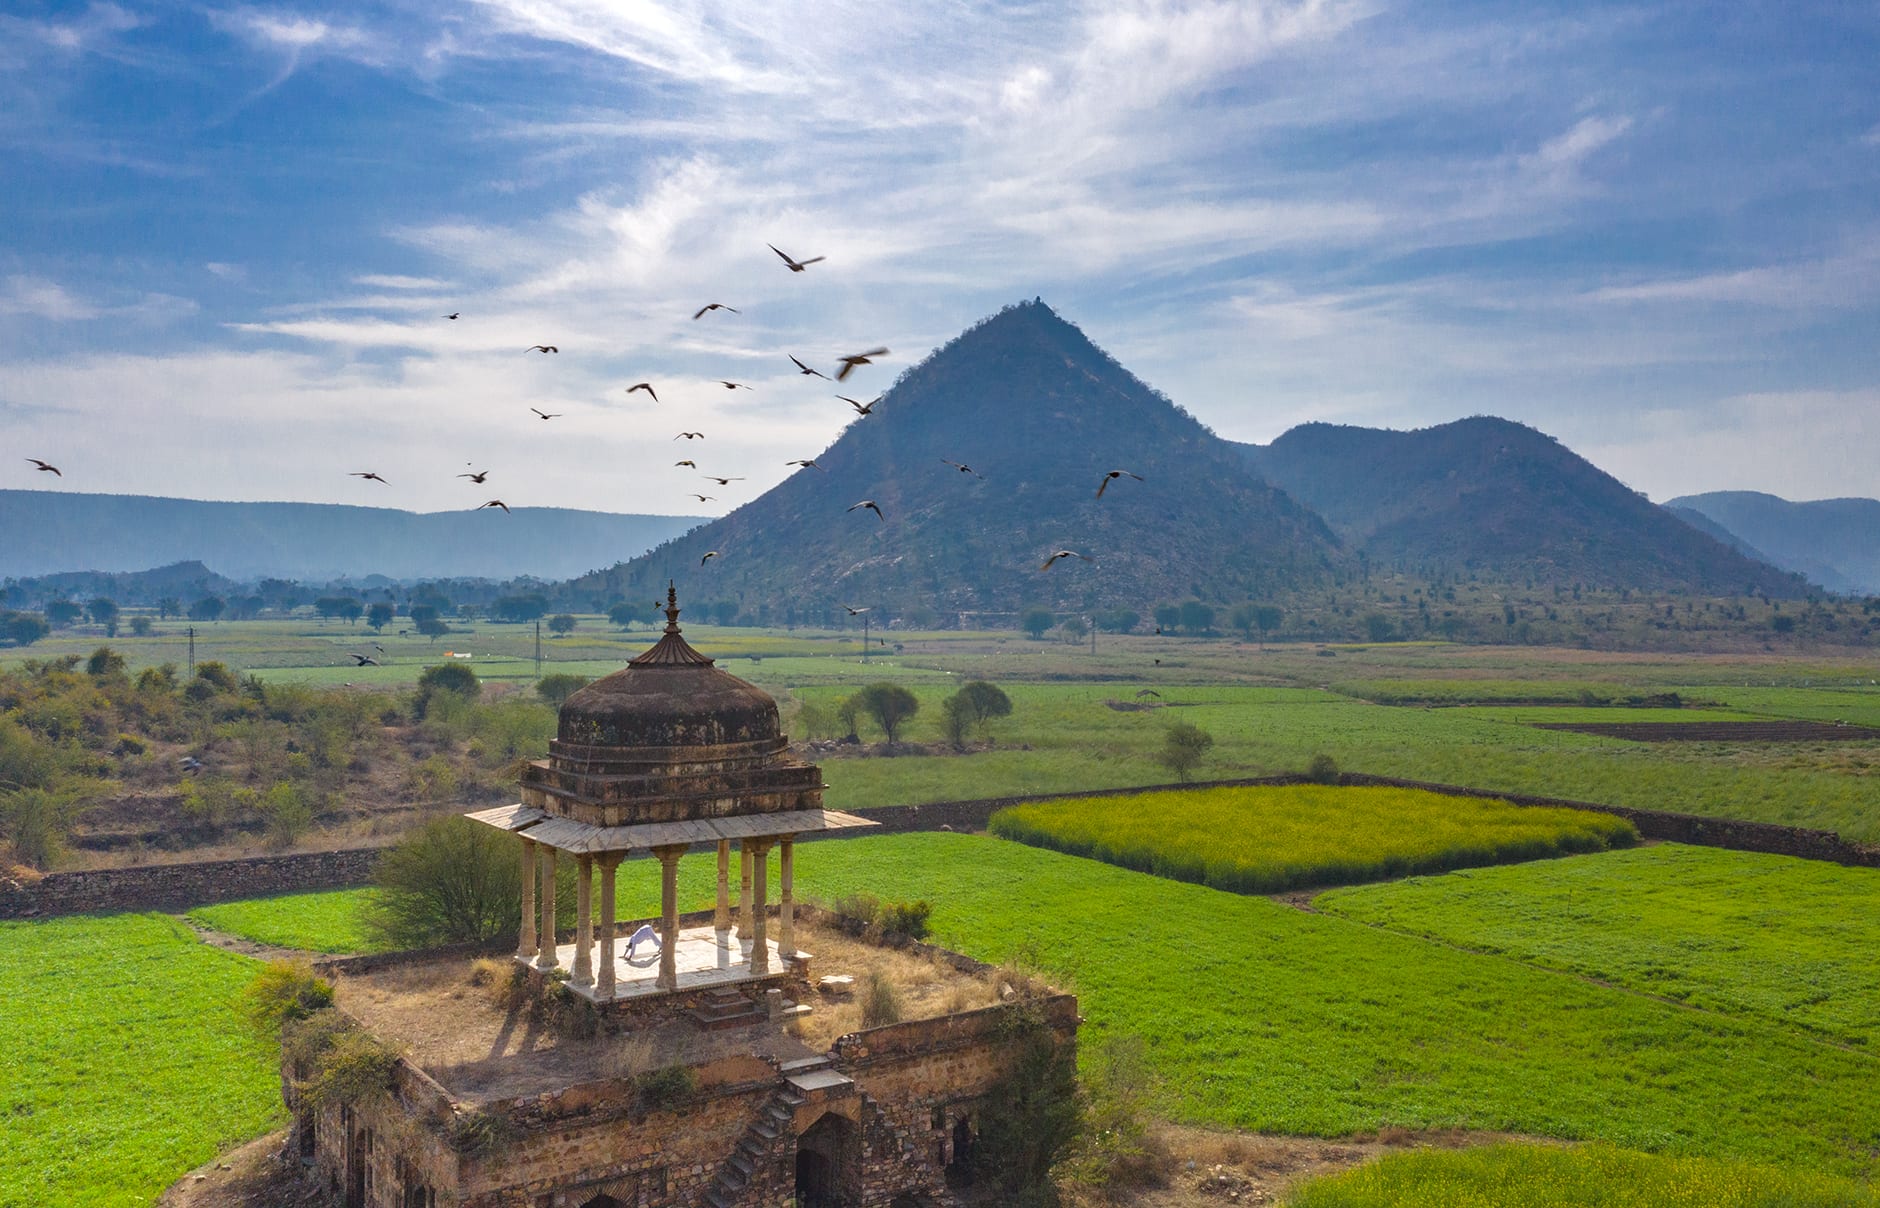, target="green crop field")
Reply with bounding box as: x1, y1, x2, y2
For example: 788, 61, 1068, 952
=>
187, 834, 1880, 1175
987, 785, 1636, 893
1317, 845, 1880, 1048
0, 913, 282, 1208
1284, 1142, 1880, 1208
